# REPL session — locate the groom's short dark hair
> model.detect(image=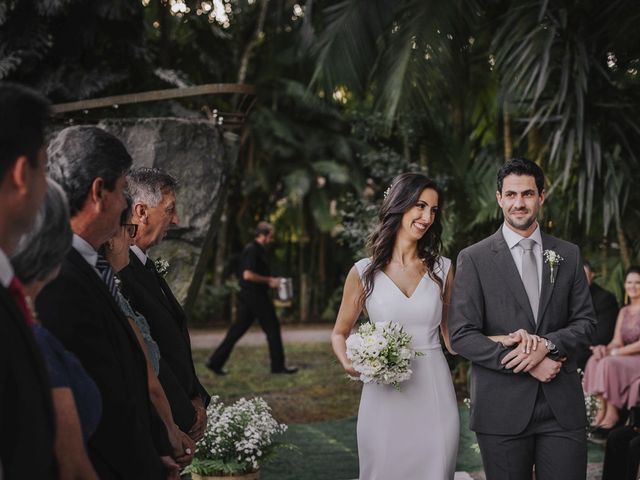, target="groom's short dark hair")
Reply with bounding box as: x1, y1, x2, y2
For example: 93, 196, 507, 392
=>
497, 157, 545, 194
